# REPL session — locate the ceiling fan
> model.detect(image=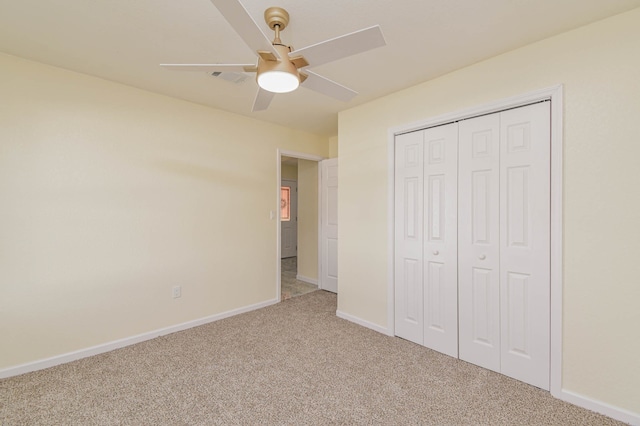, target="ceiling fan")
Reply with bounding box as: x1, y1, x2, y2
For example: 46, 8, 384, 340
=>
160, 0, 386, 111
